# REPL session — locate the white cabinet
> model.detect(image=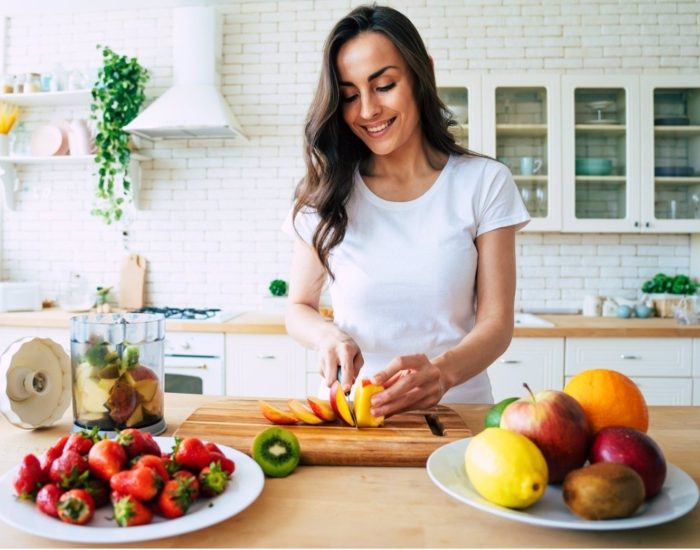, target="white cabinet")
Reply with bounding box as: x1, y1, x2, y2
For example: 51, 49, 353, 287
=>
488, 337, 565, 402
640, 75, 700, 233
225, 334, 306, 399
694, 379, 700, 406
561, 75, 641, 232
436, 72, 483, 154
483, 73, 562, 232
0, 326, 69, 354
565, 337, 693, 405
